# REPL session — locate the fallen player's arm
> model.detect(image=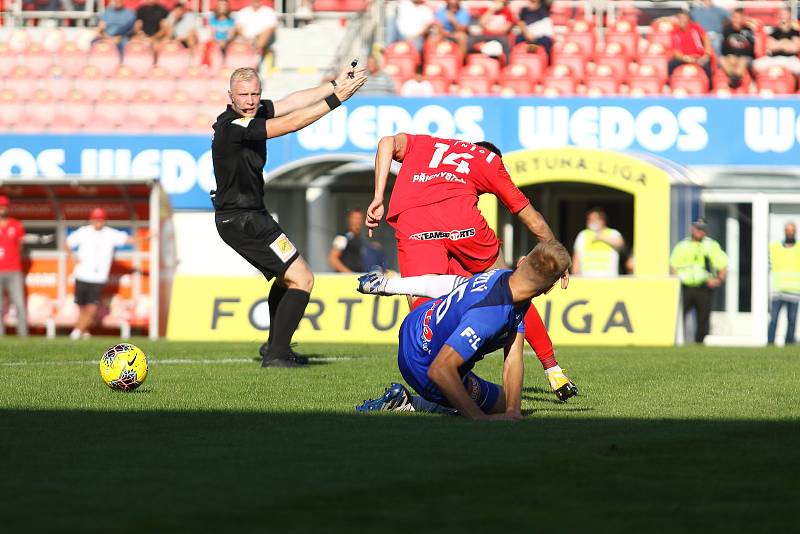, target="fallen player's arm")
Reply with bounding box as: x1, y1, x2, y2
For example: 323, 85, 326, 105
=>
515, 204, 555, 243
502, 332, 524, 420
427, 345, 489, 421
